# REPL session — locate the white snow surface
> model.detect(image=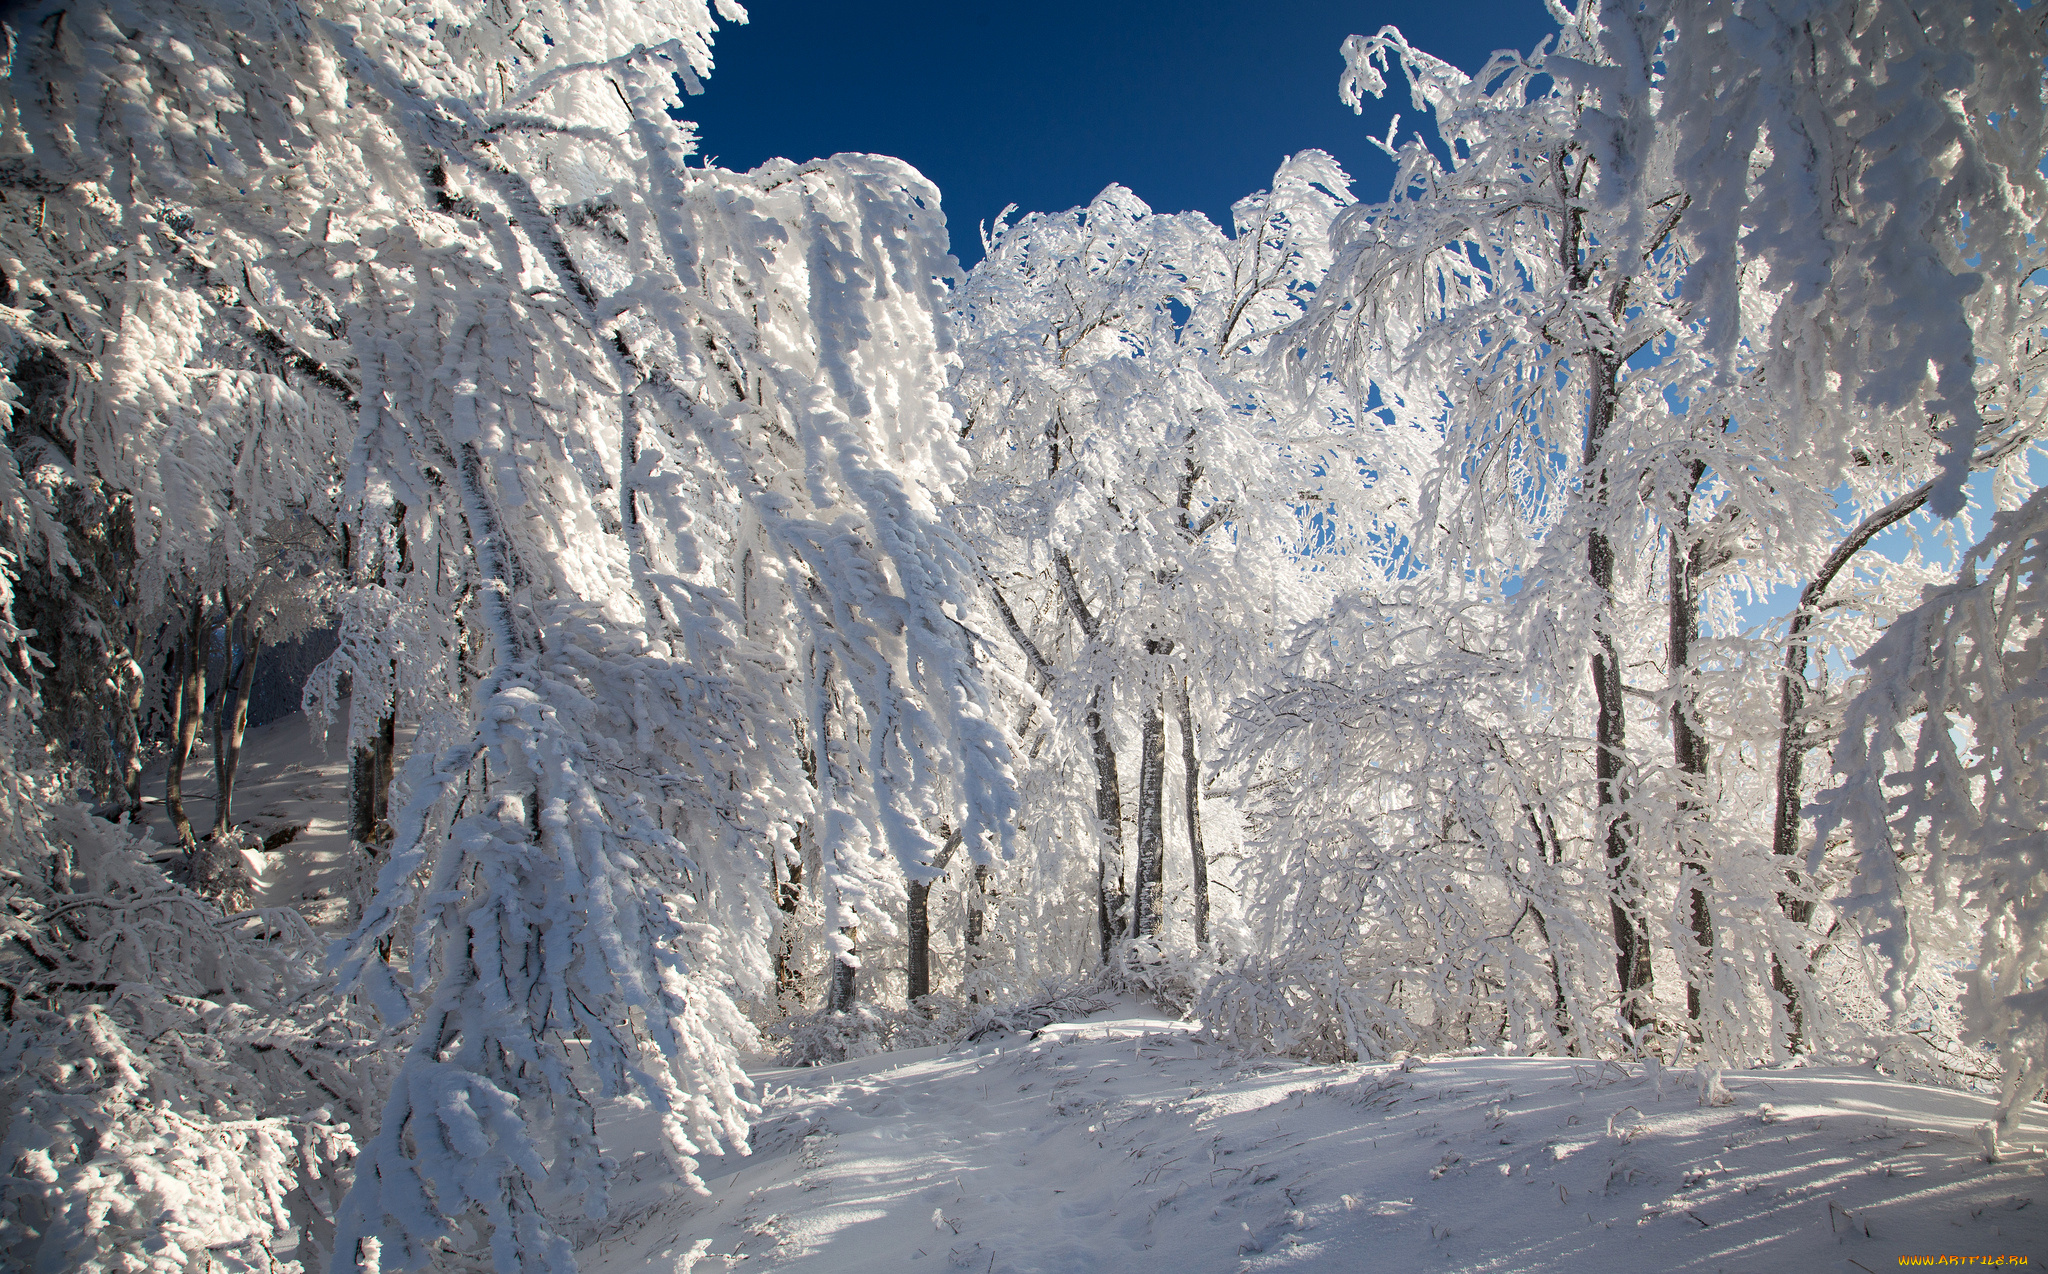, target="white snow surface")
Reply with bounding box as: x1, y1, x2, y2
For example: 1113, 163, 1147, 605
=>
584, 999, 2046, 1274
